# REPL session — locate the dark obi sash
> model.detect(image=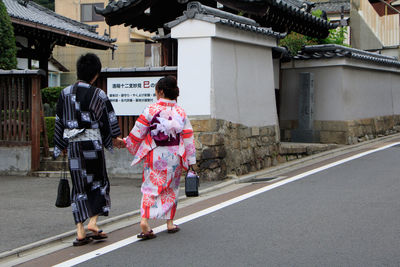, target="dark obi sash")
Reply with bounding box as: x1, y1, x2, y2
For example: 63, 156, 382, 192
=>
150, 111, 180, 147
